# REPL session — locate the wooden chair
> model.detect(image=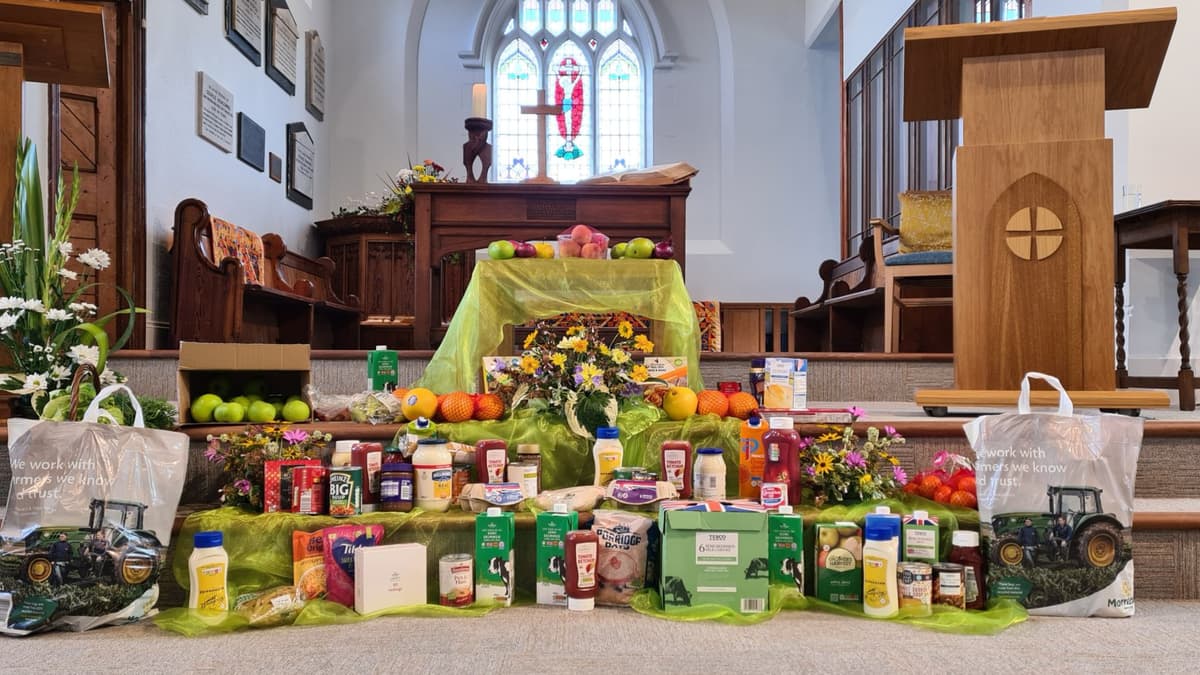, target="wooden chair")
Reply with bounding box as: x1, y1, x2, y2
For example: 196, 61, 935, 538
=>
869, 190, 954, 353
791, 235, 885, 352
